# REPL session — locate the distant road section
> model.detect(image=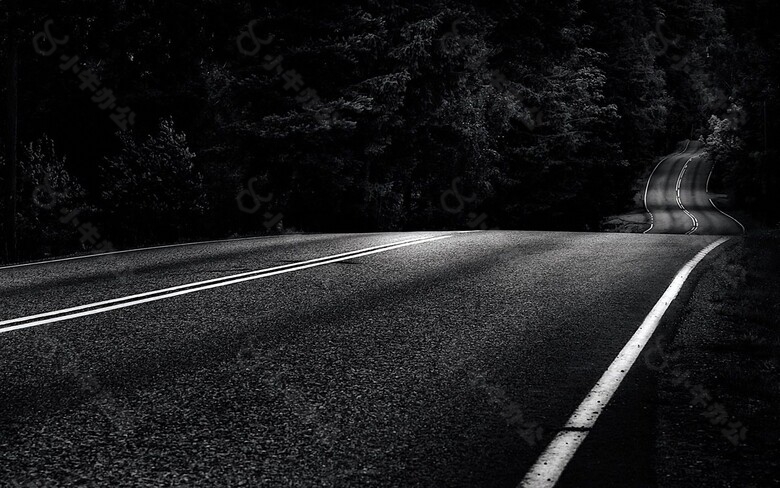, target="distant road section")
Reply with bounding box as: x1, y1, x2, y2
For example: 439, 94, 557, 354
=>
644, 140, 745, 235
